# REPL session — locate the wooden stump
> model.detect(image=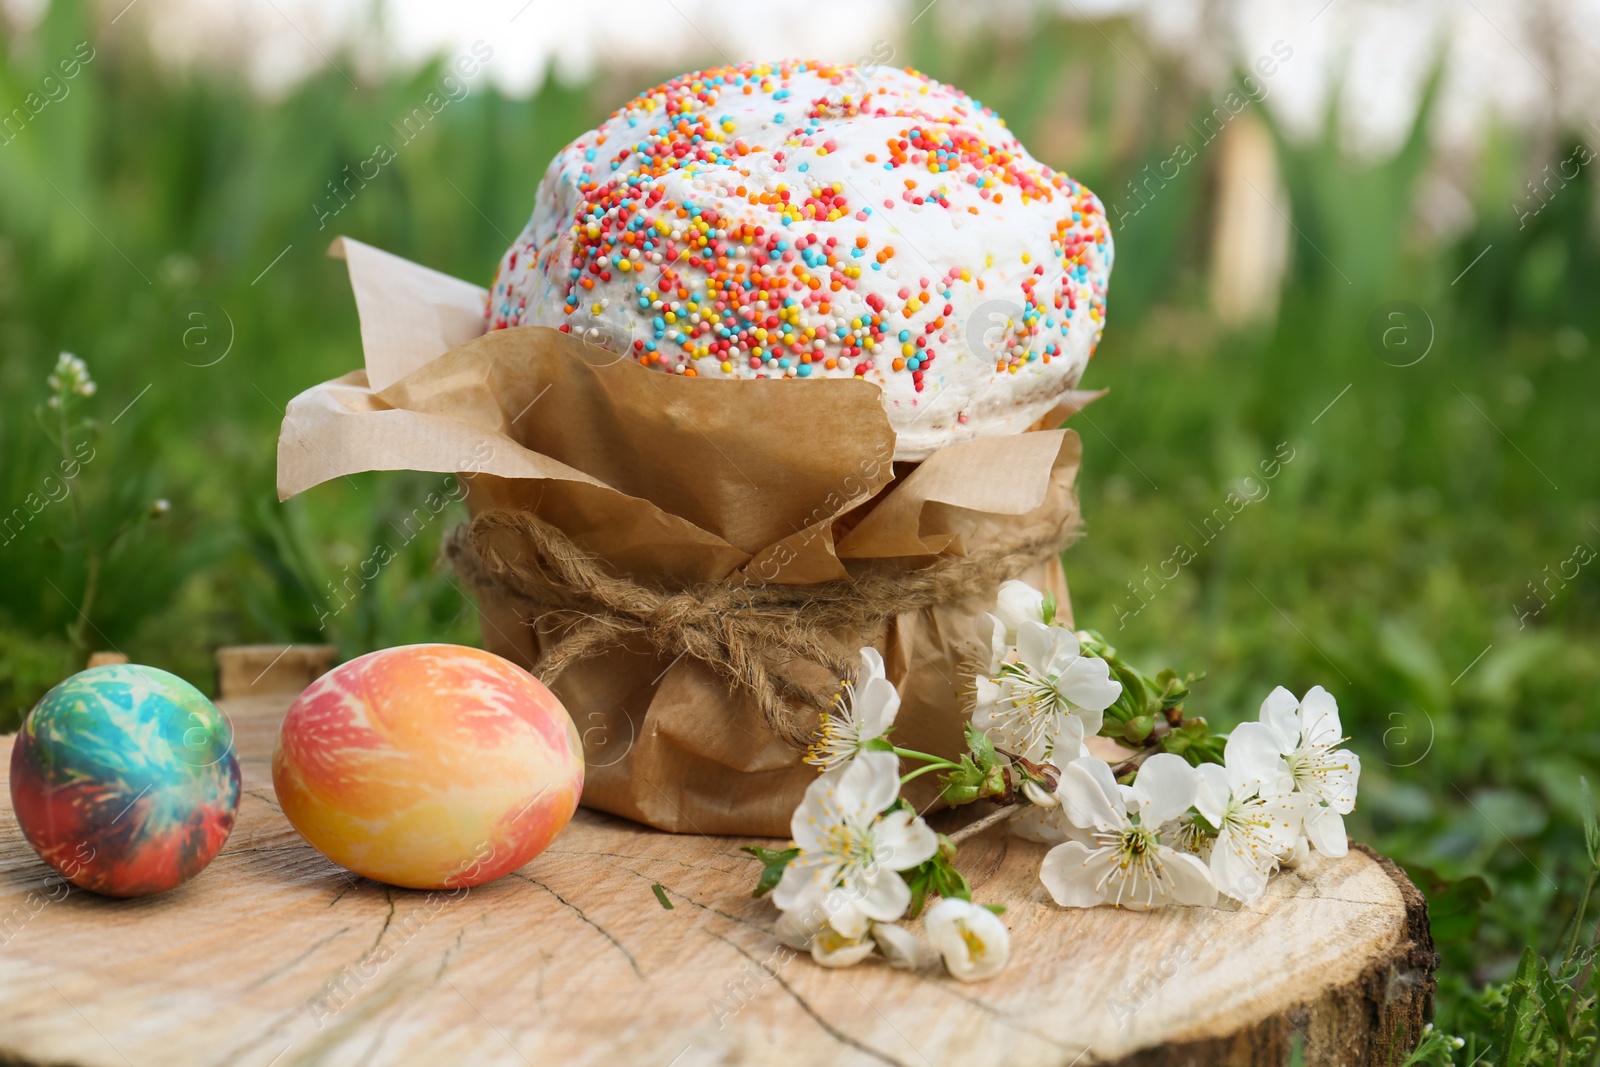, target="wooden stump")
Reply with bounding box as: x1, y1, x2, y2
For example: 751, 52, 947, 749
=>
0, 648, 1436, 1067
